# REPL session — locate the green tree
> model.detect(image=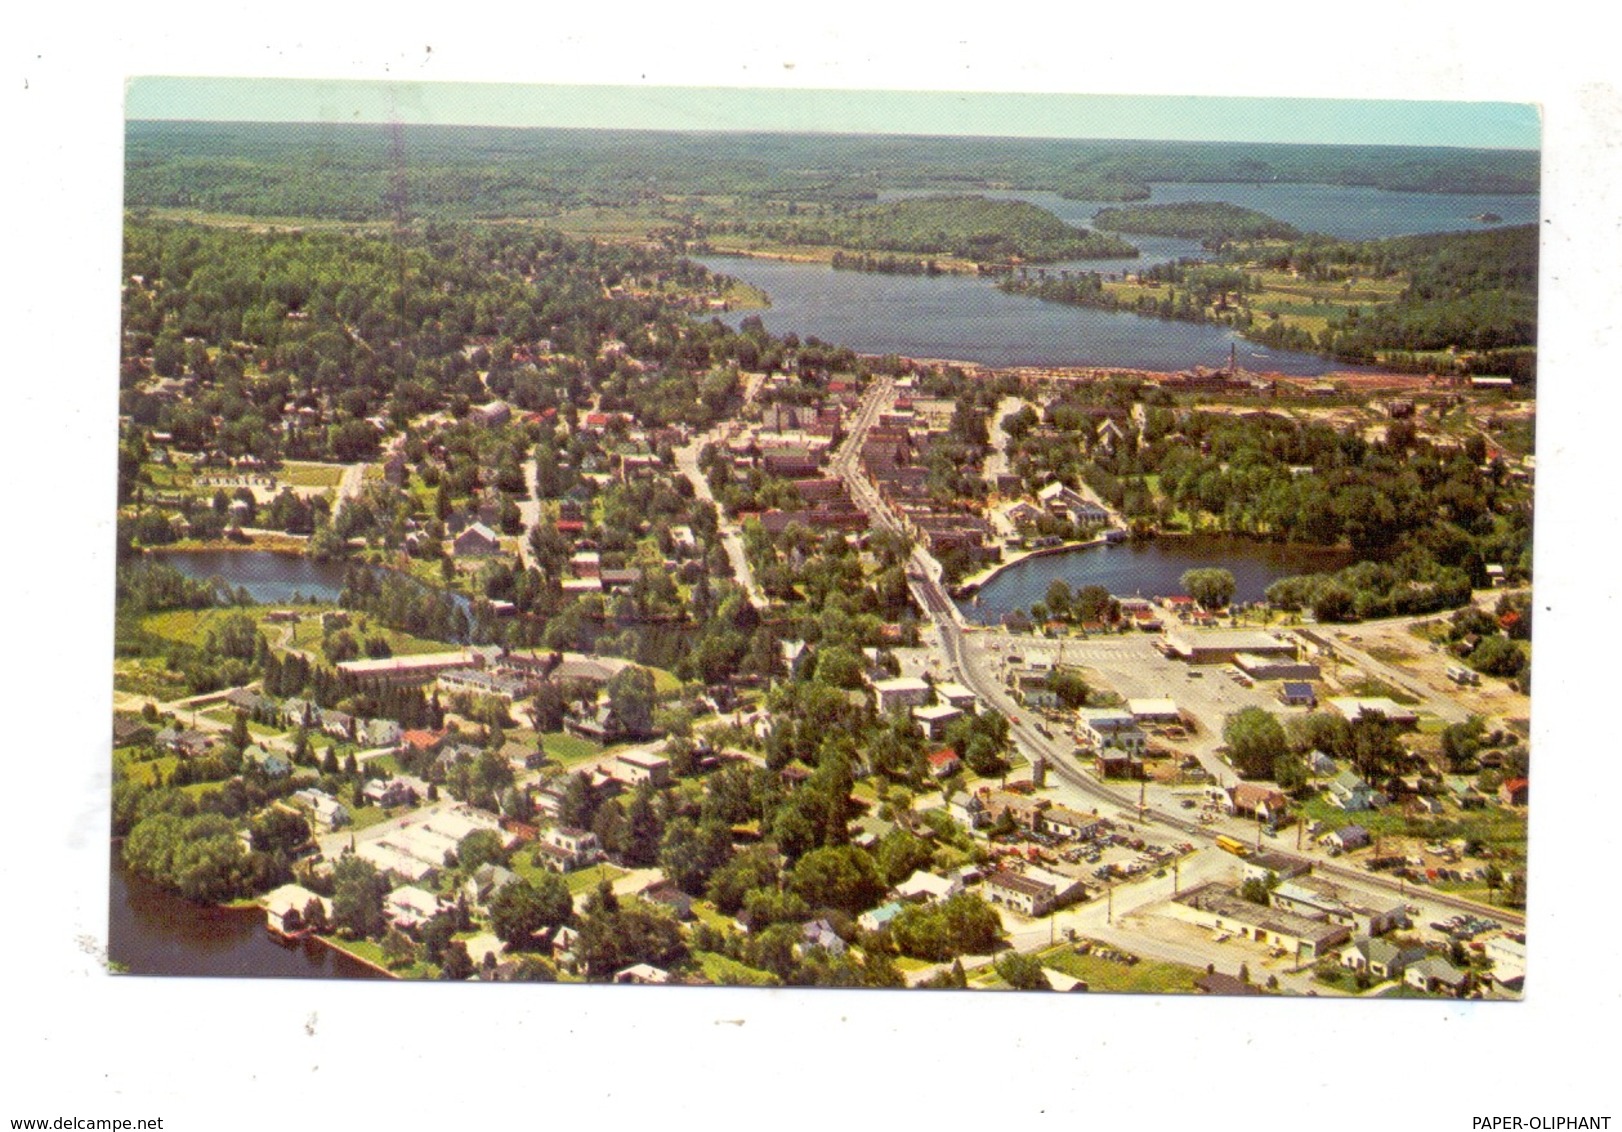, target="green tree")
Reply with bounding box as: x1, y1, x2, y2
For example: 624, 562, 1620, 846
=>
440, 940, 475, 980
1223, 707, 1288, 780
489, 875, 572, 949
1180, 568, 1236, 611
789, 845, 885, 916
659, 817, 734, 895
1346, 710, 1404, 783
456, 828, 508, 873
380, 927, 416, 968
606, 666, 658, 737
1044, 579, 1073, 620
995, 951, 1051, 990
331, 856, 389, 939
875, 828, 936, 886
706, 846, 780, 916
1468, 635, 1526, 678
